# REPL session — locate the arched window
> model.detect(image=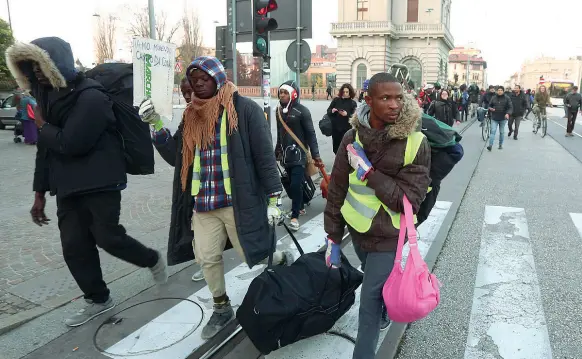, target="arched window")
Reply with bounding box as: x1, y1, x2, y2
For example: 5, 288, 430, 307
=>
356, 63, 368, 89
402, 58, 422, 90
